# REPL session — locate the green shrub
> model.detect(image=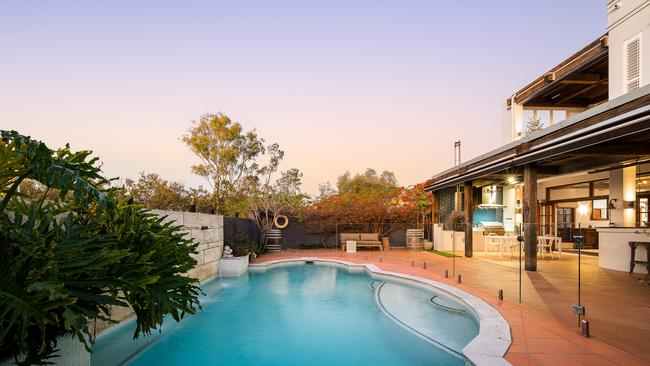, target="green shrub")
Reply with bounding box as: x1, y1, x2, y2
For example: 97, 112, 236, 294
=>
231, 242, 258, 257
227, 234, 259, 260
0, 130, 202, 365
